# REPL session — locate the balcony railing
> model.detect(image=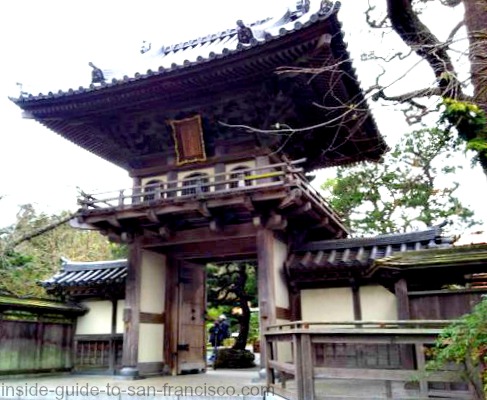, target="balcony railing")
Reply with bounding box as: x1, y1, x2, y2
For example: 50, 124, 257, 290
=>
77, 159, 337, 218
264, 321, 474, 400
